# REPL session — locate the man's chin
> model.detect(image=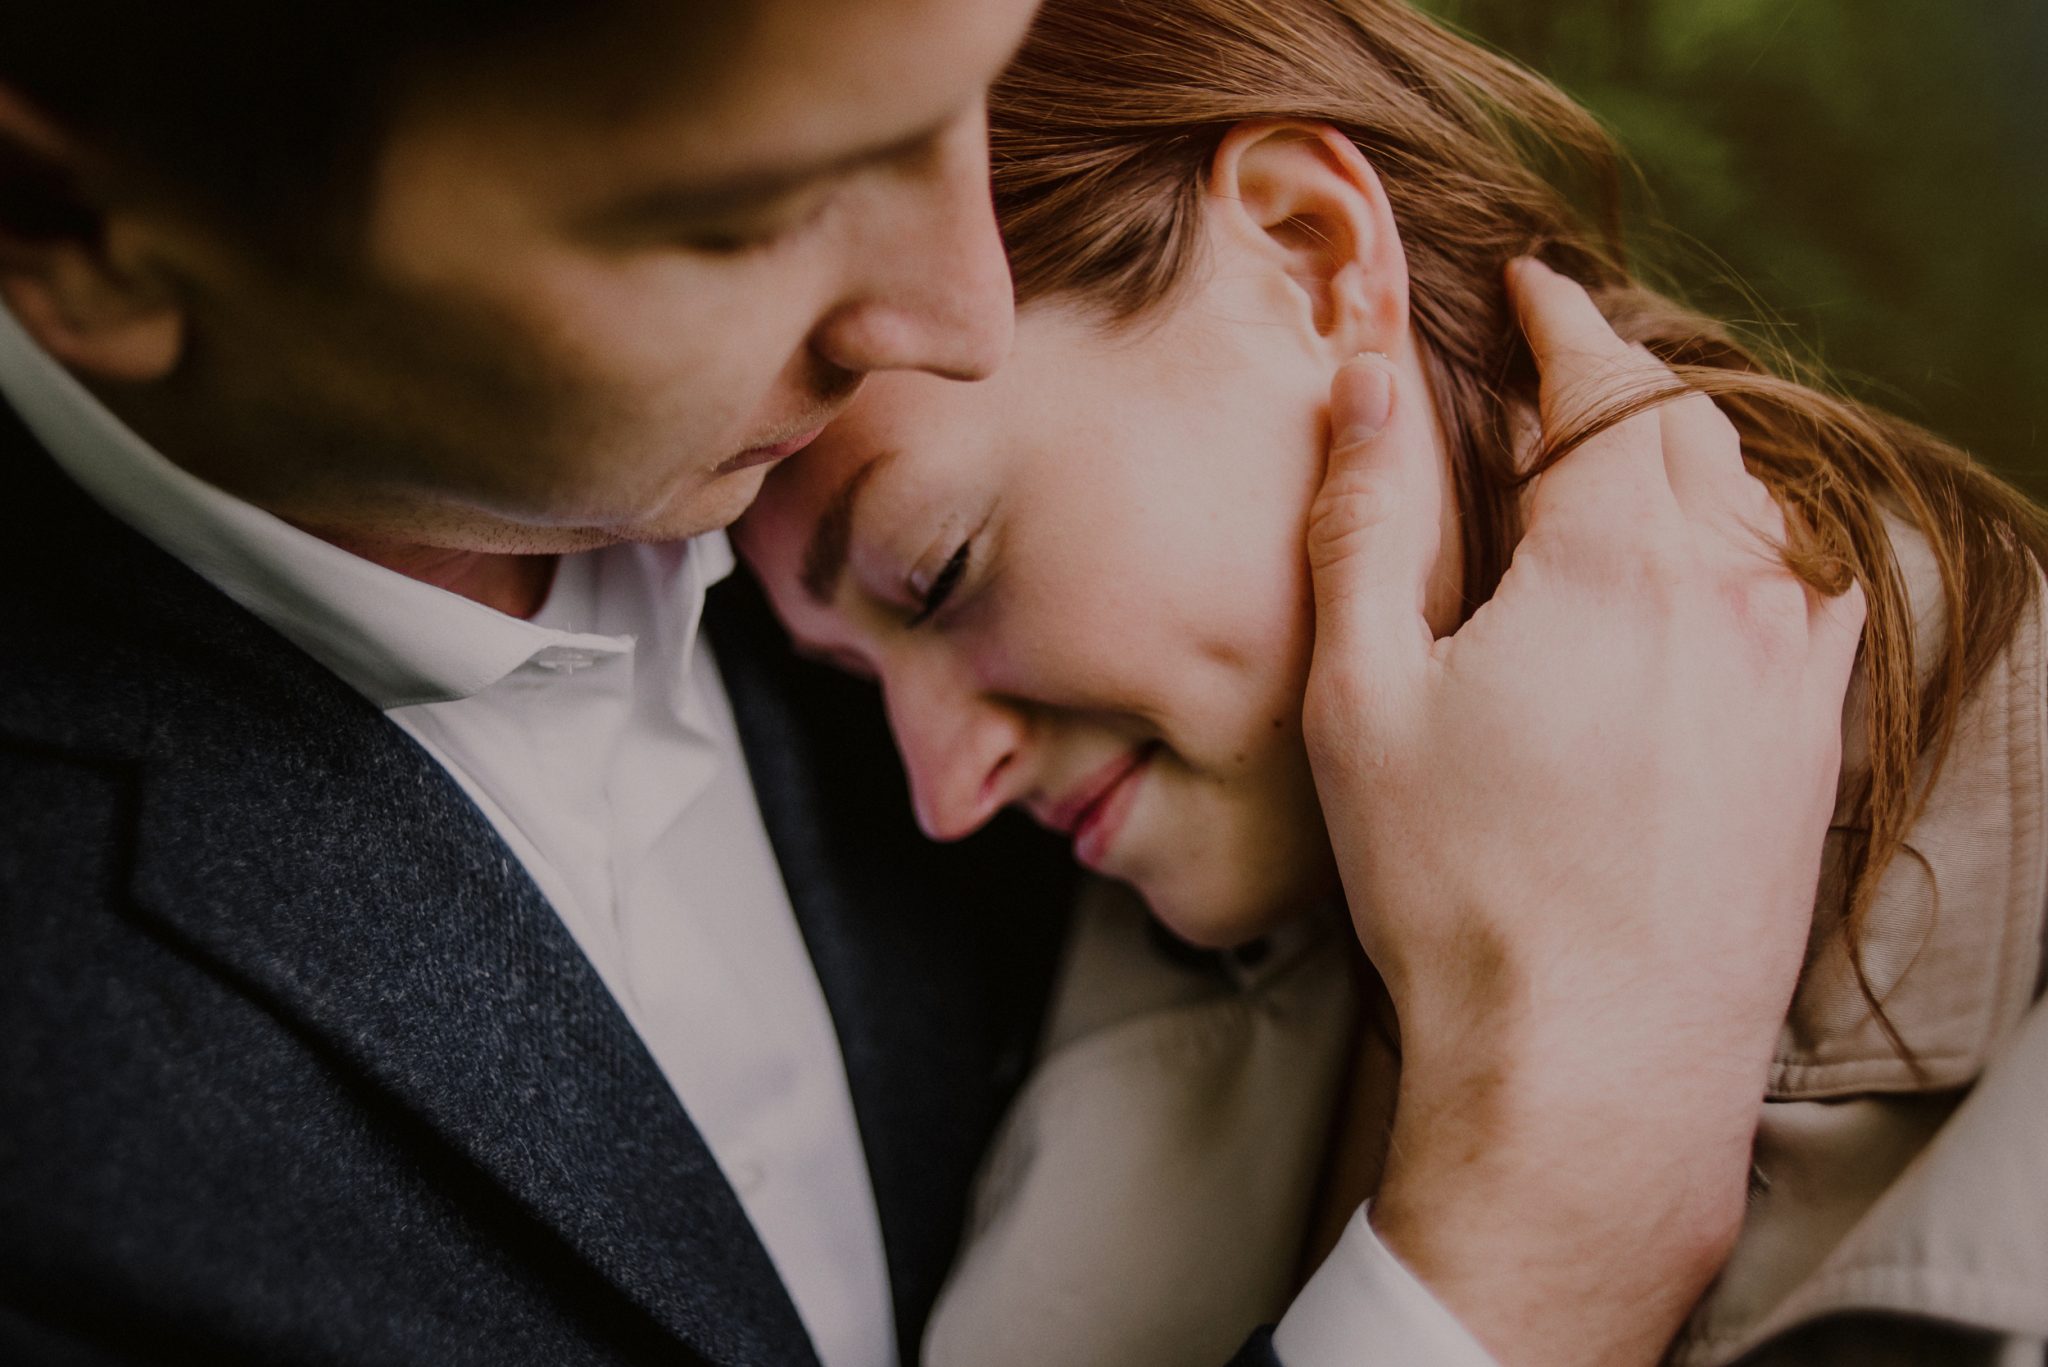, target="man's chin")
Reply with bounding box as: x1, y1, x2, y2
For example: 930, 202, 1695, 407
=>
626, 463, 776, 544
384, 460, 776, 559
527, 463, 775, 551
